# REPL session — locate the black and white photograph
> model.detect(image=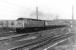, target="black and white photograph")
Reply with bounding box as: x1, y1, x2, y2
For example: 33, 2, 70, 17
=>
0, 0, 75, 50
